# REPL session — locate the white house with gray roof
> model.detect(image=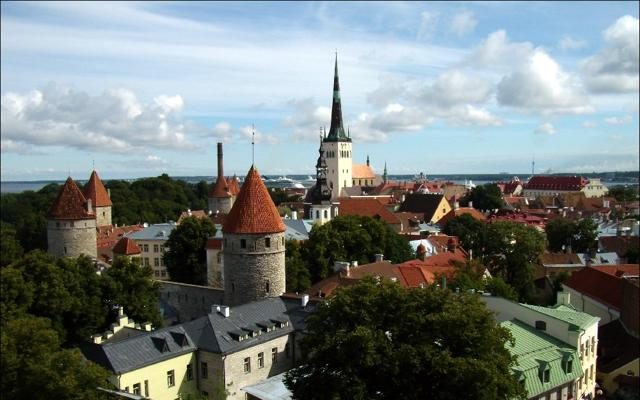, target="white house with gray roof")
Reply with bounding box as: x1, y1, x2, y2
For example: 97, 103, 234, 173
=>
83, 296, 313, 400
128, 222, 177, 280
